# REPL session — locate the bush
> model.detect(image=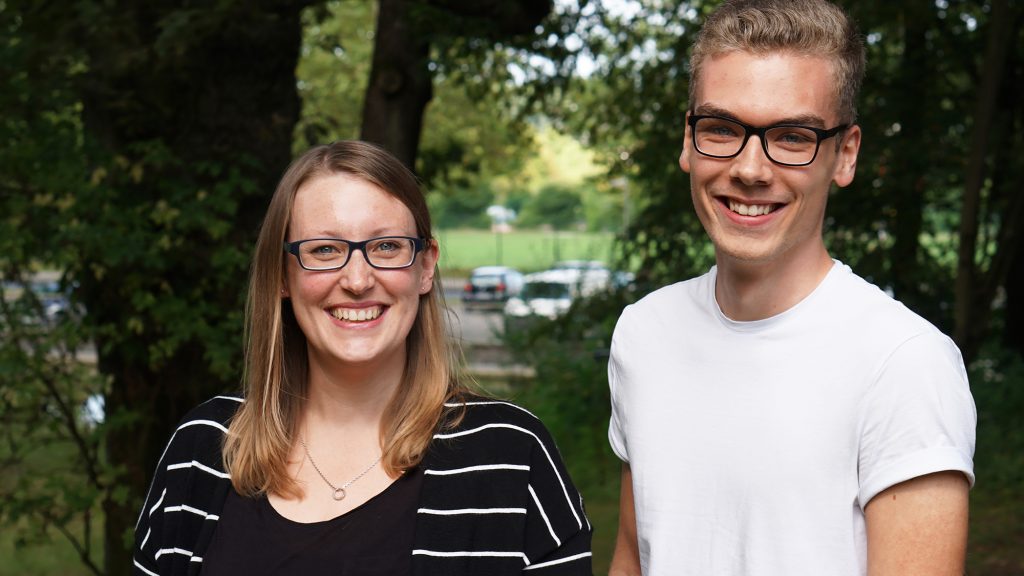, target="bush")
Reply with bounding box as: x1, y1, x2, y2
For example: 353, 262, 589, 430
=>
966, 343, 1024, 574
503, 288, 637, 500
